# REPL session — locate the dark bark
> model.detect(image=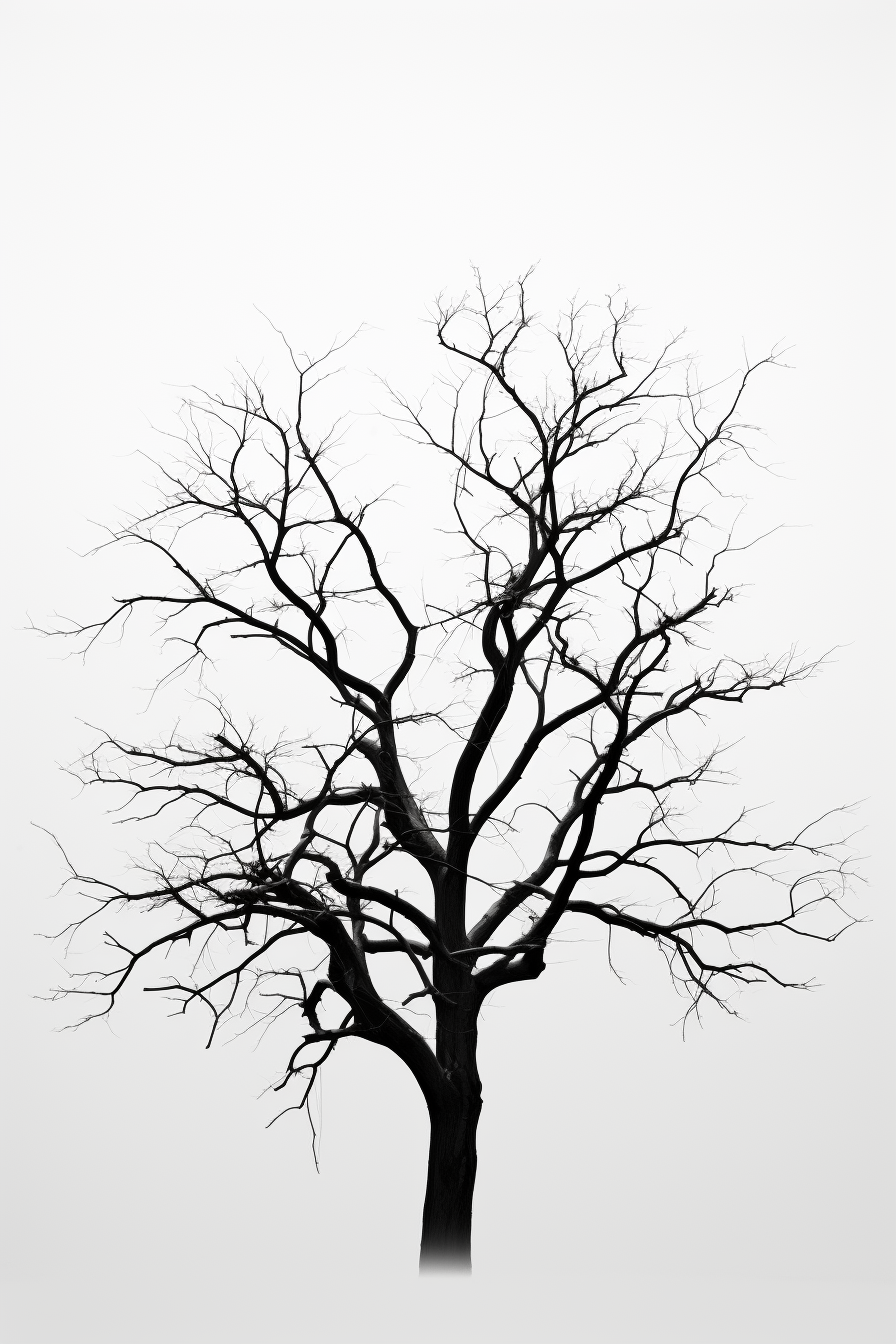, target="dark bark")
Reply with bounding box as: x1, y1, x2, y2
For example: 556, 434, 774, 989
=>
419, 1067, 481, 1272
420, 874, 481, 1272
